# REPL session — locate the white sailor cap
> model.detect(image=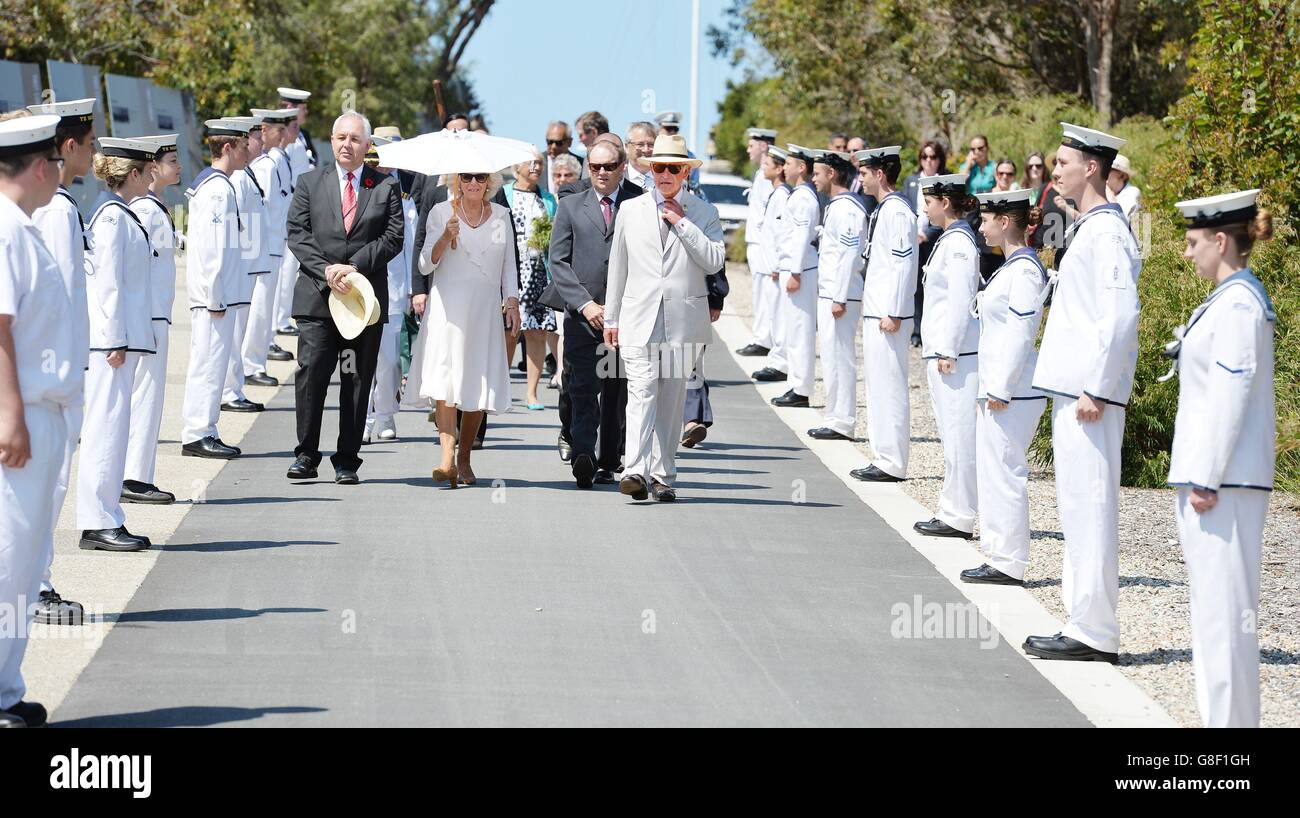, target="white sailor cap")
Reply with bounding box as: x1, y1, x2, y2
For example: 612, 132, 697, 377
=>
854, 145, 901, 167
1059, 122, 1125, 161
975, 188, 1035, 212
813, 149, 853, 169
135, 134, 179, 155
920, 172, 969, 196
97, 136, 160, 161
226, 115, 264, 131
785, 144, 818, 164
26, 97, 96, 127
766, 146, 788, 163
0, 114, 60, 158
205, 118, 255, 136
745, 127, 777, 142
277, 87, 311, 103
655, 111, 683, 127
251, 107, 296, 123
1174, 189, 1260, 229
